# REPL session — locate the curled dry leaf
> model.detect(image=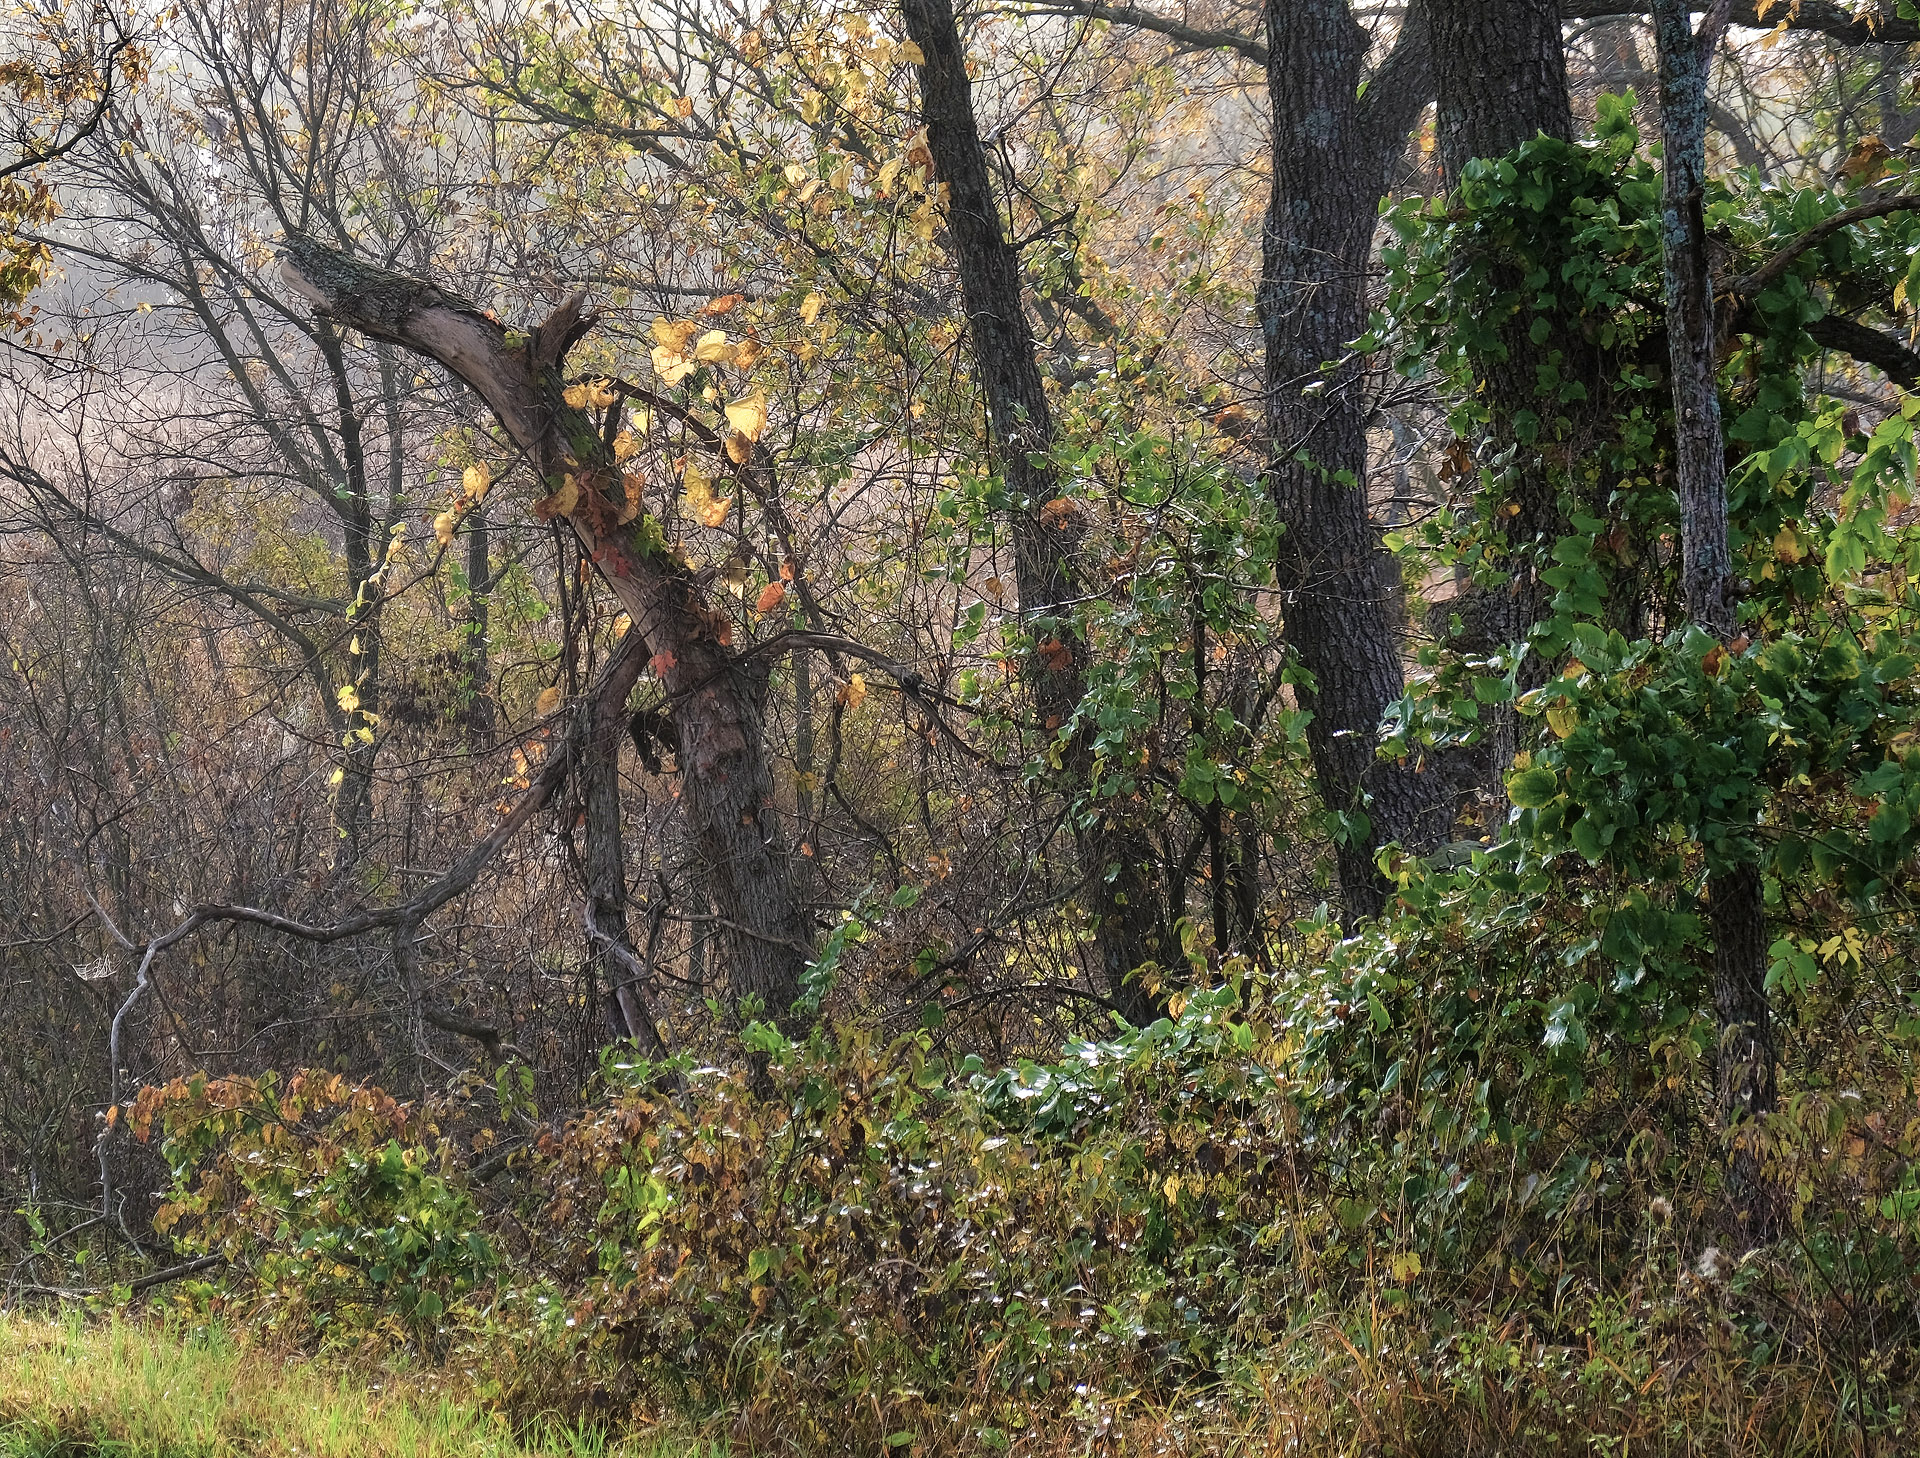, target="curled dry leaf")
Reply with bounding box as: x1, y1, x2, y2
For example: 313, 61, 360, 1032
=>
701, 292, 745, 316
535, 685, 562, 716
433, 510, 457, 547
682, 460, 731, 528
693, 329, 735, 364
534, 474, 581, 520
839, 672, 868, 710
652, 317, 699, 352
754, 580, 787, 615
462, 463, 491, 500
652, 346, 696, 386
618, 472, 646, 525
